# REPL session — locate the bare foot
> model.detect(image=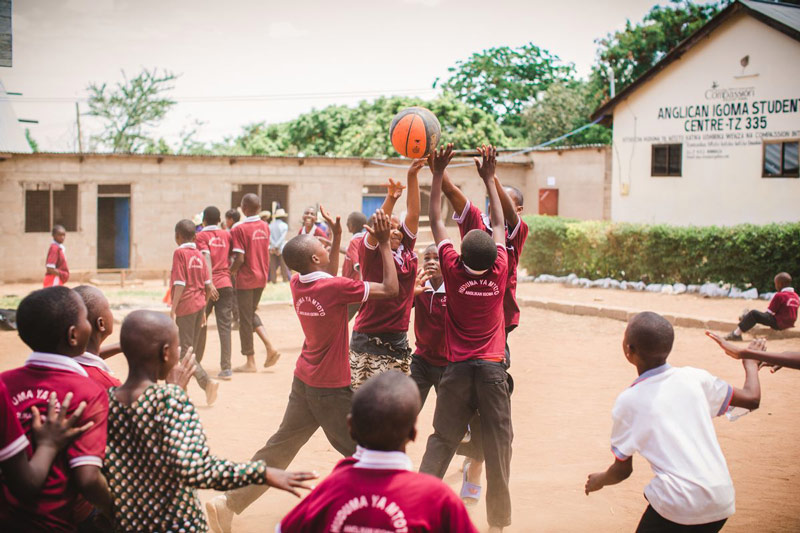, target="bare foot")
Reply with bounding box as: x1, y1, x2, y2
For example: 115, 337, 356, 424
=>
264, 350, 281, 368
205, 380, 219, 406
233, 356, 257, 373
206, 495, 233, 533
